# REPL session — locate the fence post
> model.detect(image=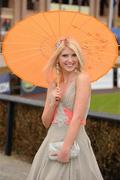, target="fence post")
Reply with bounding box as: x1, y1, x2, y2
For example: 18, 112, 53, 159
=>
5, 102, 14, 155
